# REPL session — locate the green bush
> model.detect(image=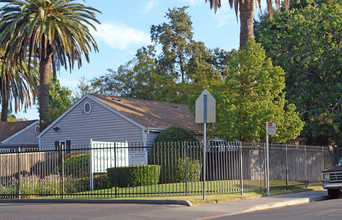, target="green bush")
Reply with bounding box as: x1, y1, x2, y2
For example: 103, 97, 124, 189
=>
151, 144, 202, 183
54, 153, 90, 178
176, 158, 202, 182
152, 126, 201, 184
107, 165, 160, 187
154, 127, 198, 143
